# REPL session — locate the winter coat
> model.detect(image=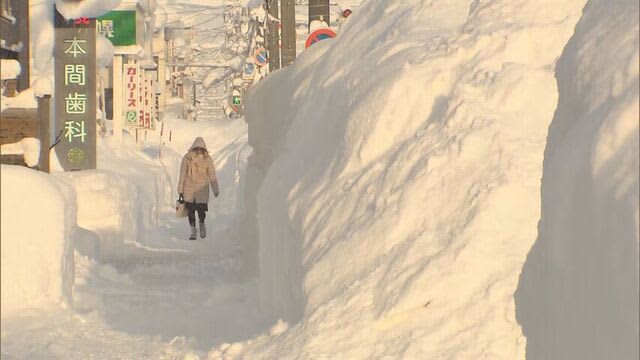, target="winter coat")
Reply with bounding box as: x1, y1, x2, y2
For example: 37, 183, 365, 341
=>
178, 137, 220, 204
